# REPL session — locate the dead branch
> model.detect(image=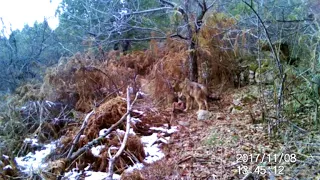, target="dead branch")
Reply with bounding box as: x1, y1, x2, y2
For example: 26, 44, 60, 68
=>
81, 66, 120, 96
67, 110, 95, 159
106, 86, 138, 179
61, 87, 140, 178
